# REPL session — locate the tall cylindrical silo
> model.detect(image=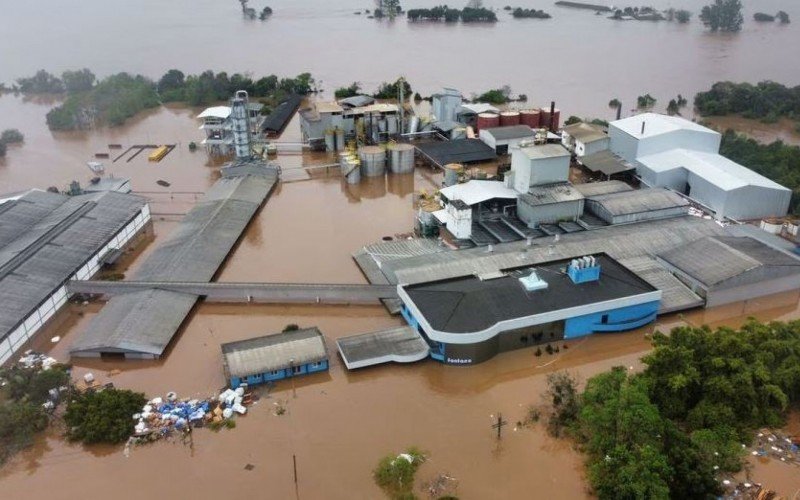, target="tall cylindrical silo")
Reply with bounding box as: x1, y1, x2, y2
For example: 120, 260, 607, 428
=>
389, 143, 415, 174
359, 146, 386, 177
